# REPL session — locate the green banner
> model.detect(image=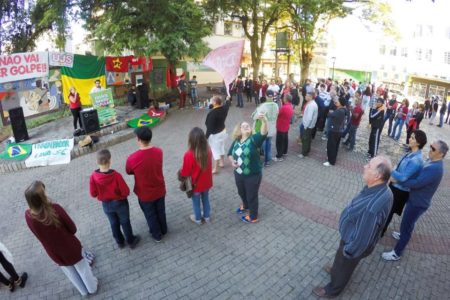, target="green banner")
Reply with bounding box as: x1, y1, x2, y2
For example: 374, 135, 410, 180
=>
0, 143, 32, 161
127, 114, 160, 128
90, 89, 118, 127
